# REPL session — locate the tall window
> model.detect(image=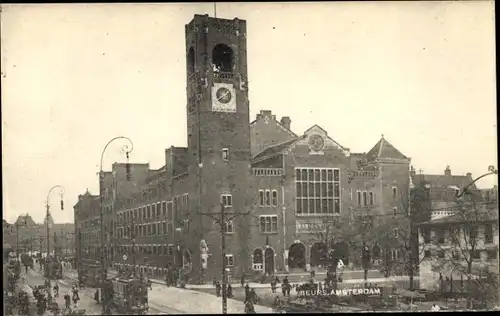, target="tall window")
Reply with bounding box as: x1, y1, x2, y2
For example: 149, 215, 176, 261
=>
357, 191, 361, 206
259, 215, 278, 233
156, 202, 161, 218
263, 190, 270, 206
259, 190, 264, 206
272, 190, 278, 206
392, 187, 398, 199
221, 194, 232, 207
222, 148, 229, 161
295, 168, 341, 214
362, 191, 367, 206
369, 192, 374, 205
162, 201, 167, 217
